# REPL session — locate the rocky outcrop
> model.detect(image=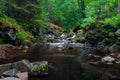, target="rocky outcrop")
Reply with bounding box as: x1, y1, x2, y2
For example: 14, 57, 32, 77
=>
16, 72, 28, 80
75, 29, 85, 43
0, 60, 48, 76
0, 77, 21, 80
48, 23, 64, 36
30, 61, 48, 76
